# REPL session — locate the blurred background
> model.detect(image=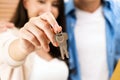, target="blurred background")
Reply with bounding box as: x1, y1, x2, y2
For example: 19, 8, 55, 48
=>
0, 0, 19, 21
0, 0, 119, 21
